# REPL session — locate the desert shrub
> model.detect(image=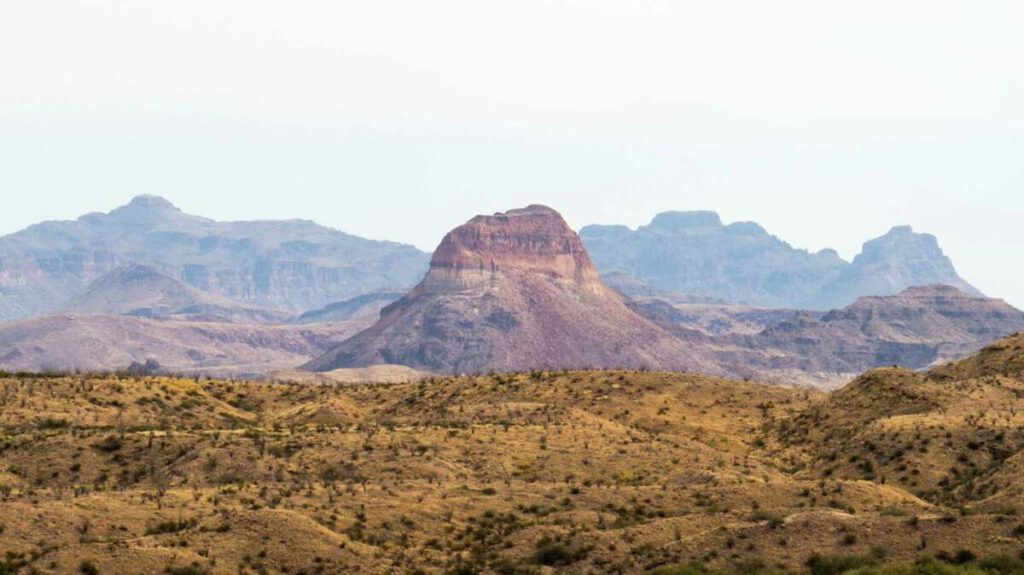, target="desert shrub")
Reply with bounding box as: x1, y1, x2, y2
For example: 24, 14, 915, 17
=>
0, 553, 30, 575
145, 518, 197, 535
164, 564, 211, 575
808, 553, 880, 575
79, 560, 100, 575
533, 535, 589, 566
933, 550, 978, 565
647, 563, 705, 575
91, 435, 123, 453
749, 510, 785, 528
976, 555, 1024, 574
37, 418, 69, 430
